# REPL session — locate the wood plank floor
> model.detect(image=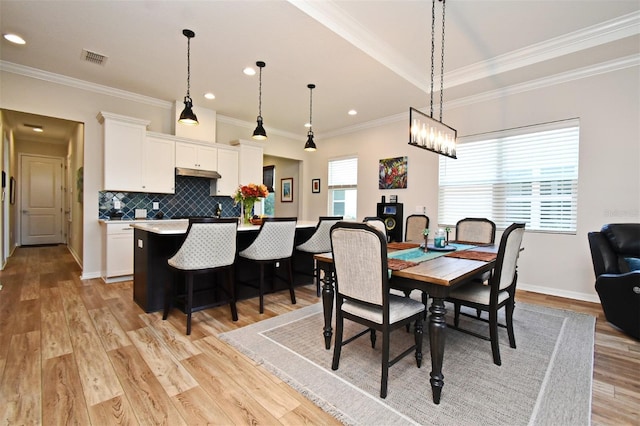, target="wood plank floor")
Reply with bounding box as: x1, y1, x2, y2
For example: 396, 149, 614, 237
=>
0, 245, 638, 425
